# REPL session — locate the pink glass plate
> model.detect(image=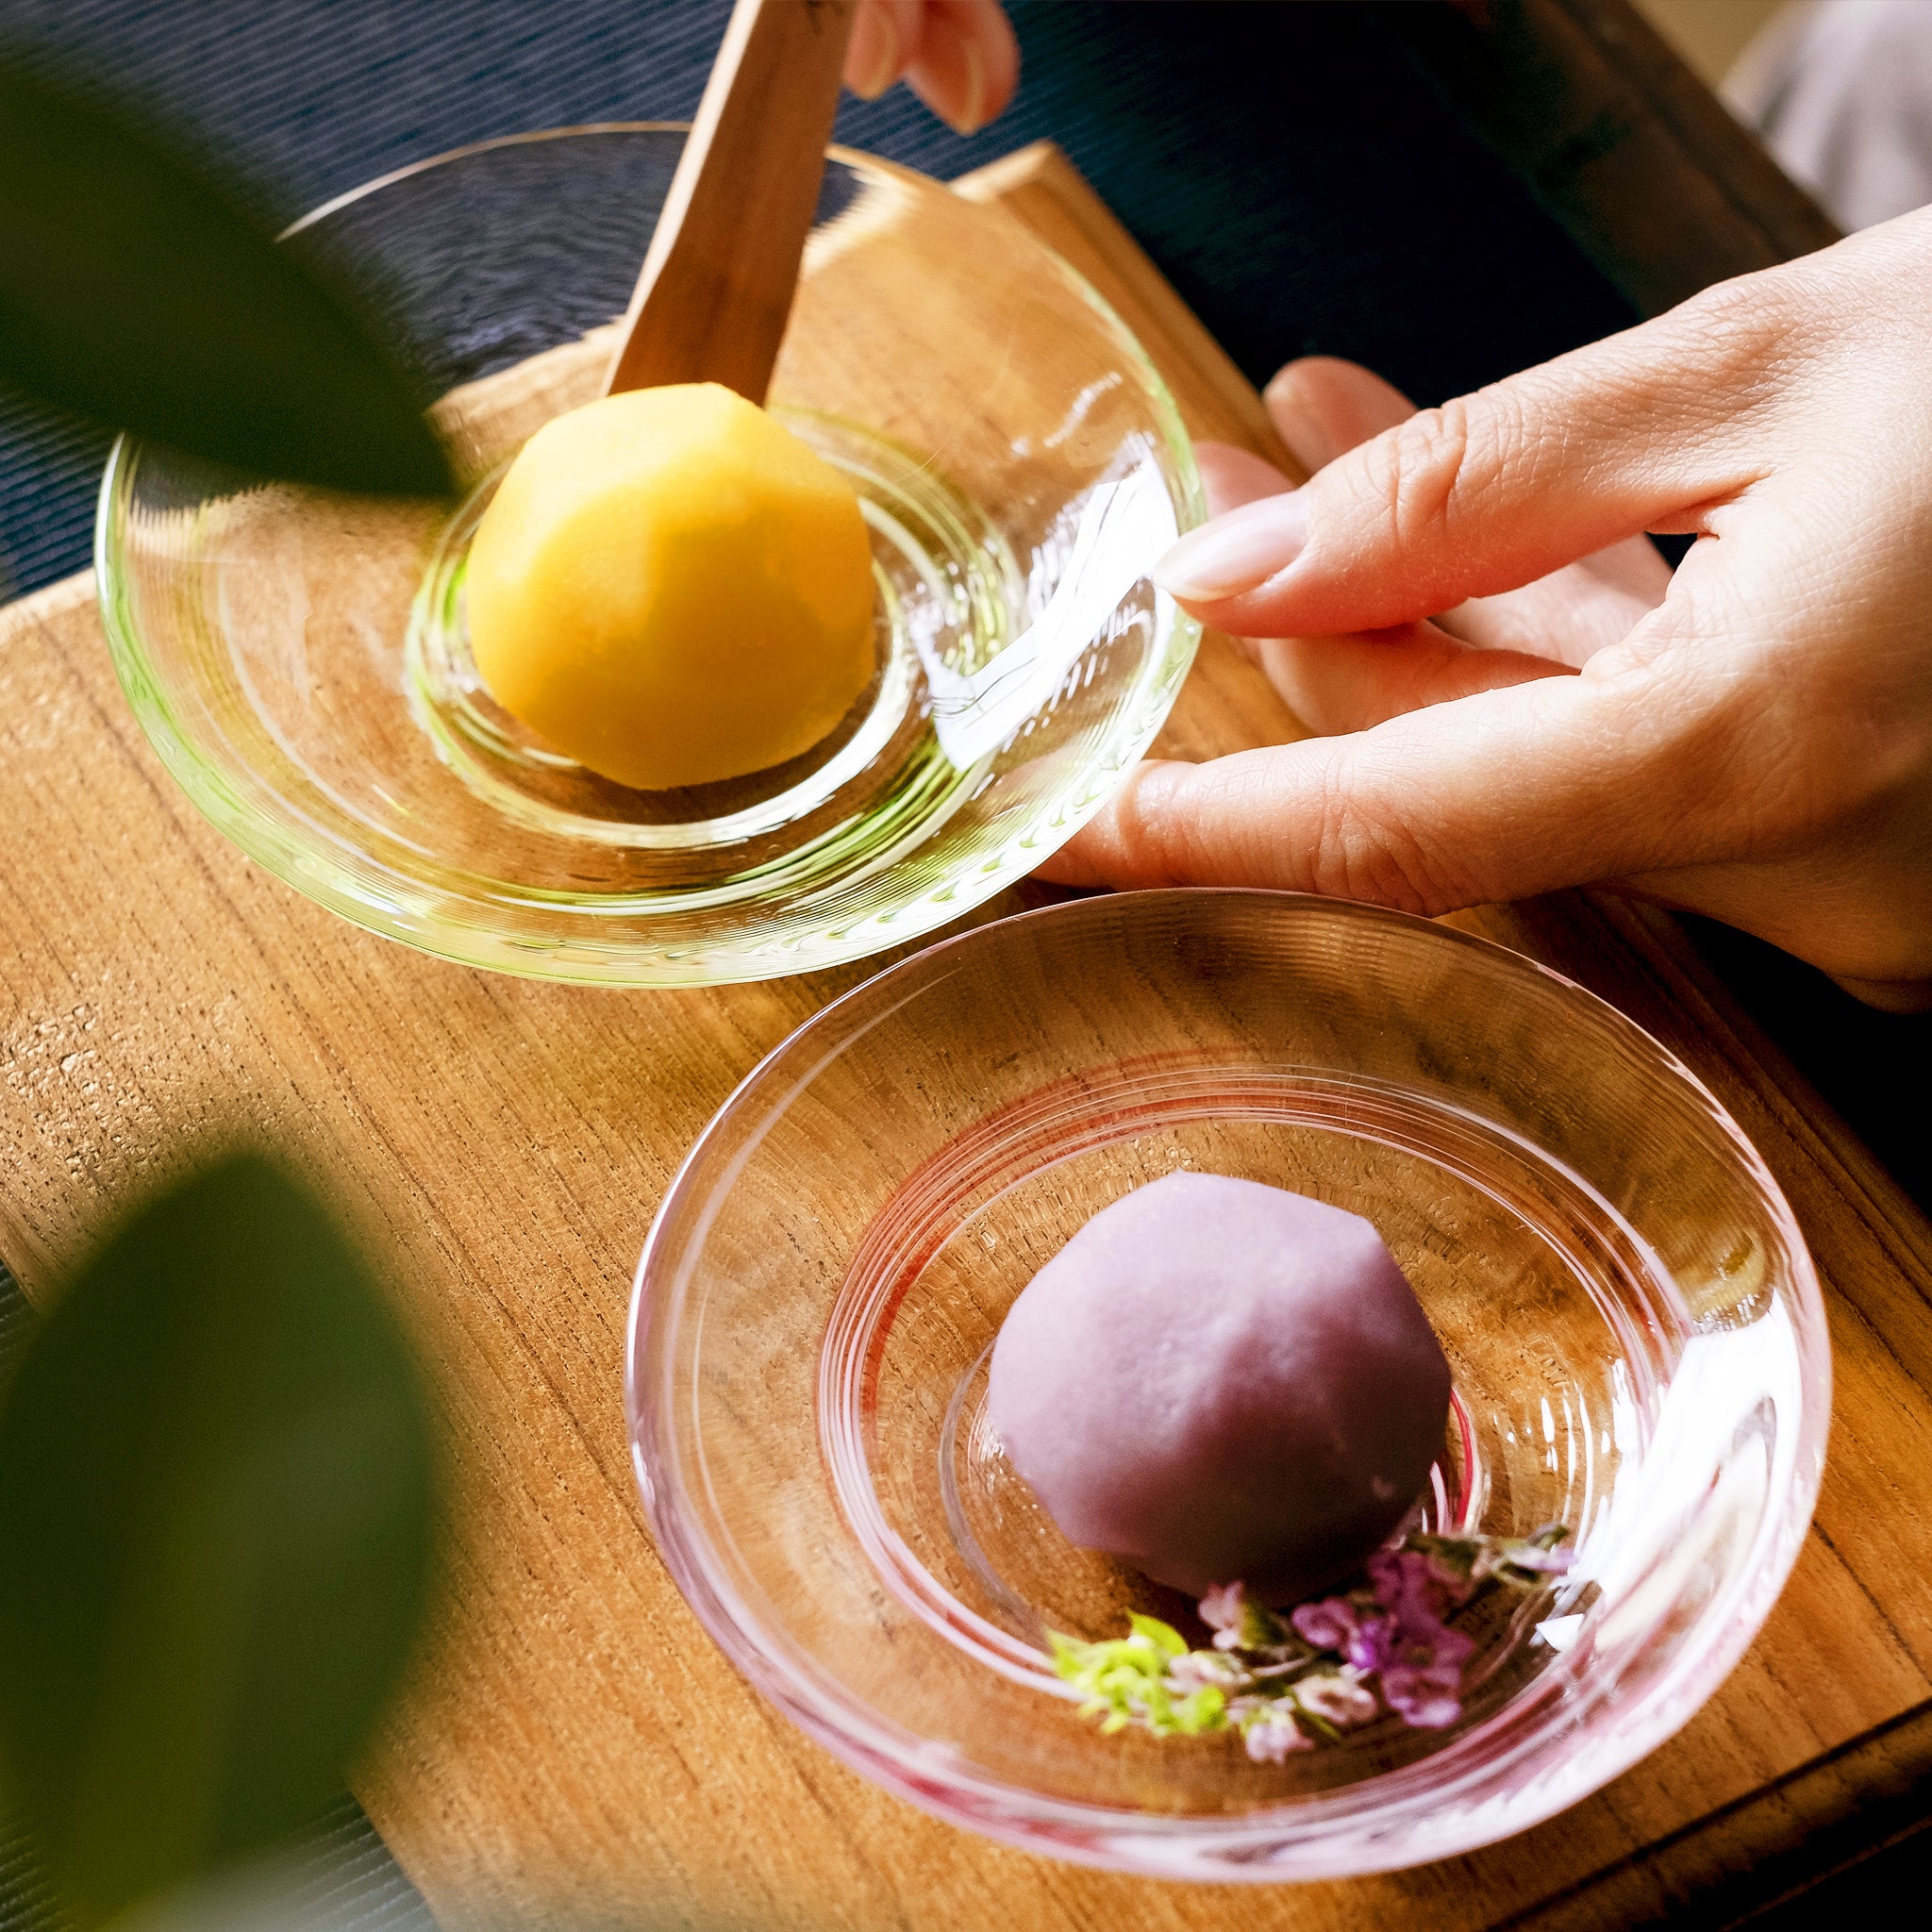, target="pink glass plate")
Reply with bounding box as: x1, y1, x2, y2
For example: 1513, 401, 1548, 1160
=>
626, 890, 1828, 1878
